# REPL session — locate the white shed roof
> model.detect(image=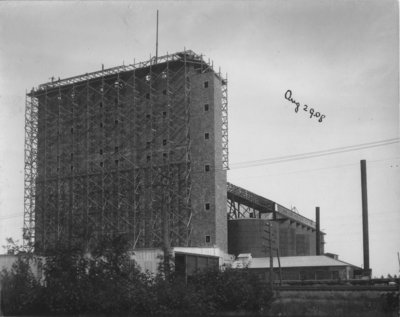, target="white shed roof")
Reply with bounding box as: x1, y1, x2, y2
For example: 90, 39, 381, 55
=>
248, 255, 358, 269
